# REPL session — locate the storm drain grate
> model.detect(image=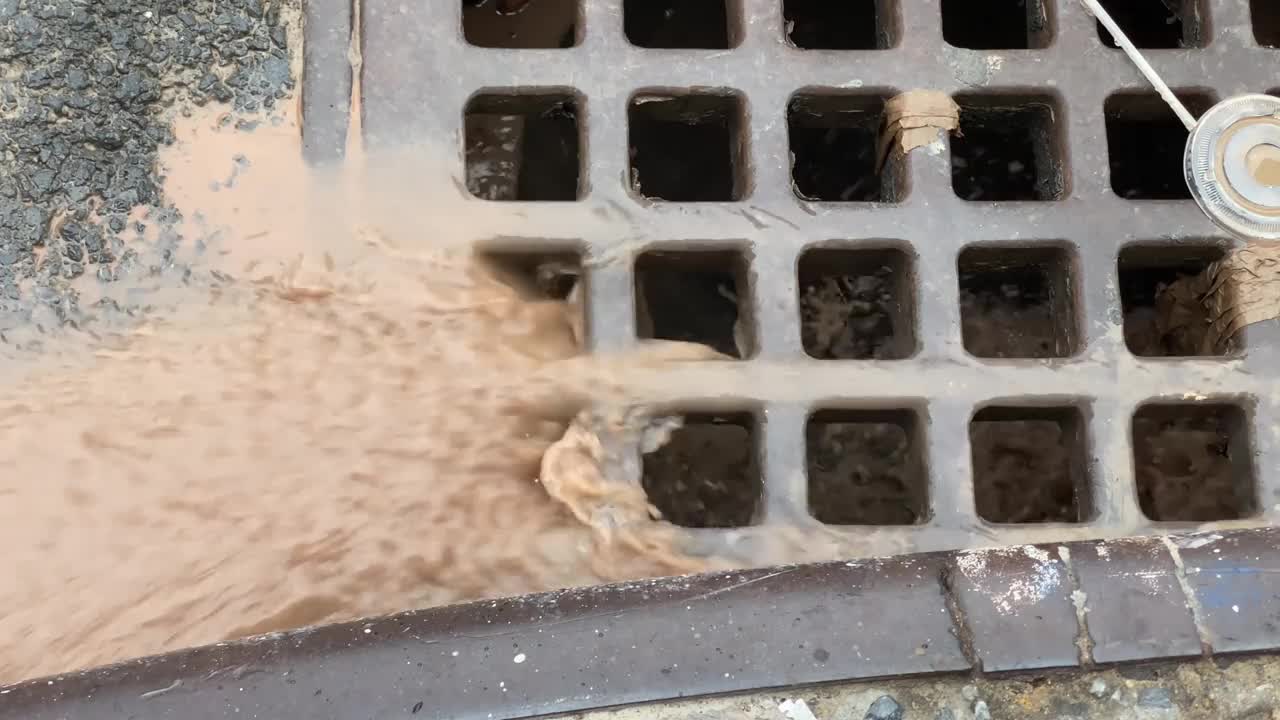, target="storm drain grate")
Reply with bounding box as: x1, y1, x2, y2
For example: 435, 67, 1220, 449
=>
307, 0, 1280, 559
